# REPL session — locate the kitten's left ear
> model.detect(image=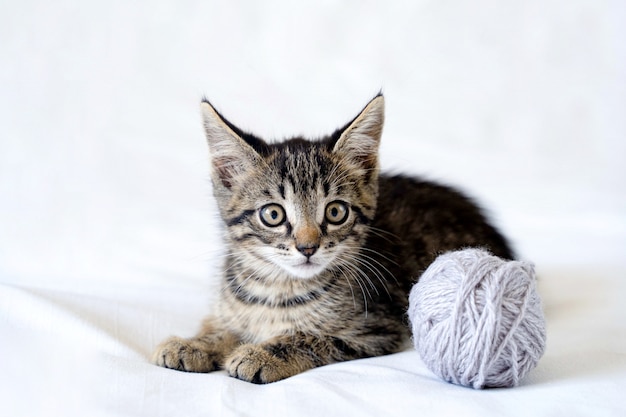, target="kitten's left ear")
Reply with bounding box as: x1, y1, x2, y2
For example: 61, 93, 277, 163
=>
332, 94, 384, 172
